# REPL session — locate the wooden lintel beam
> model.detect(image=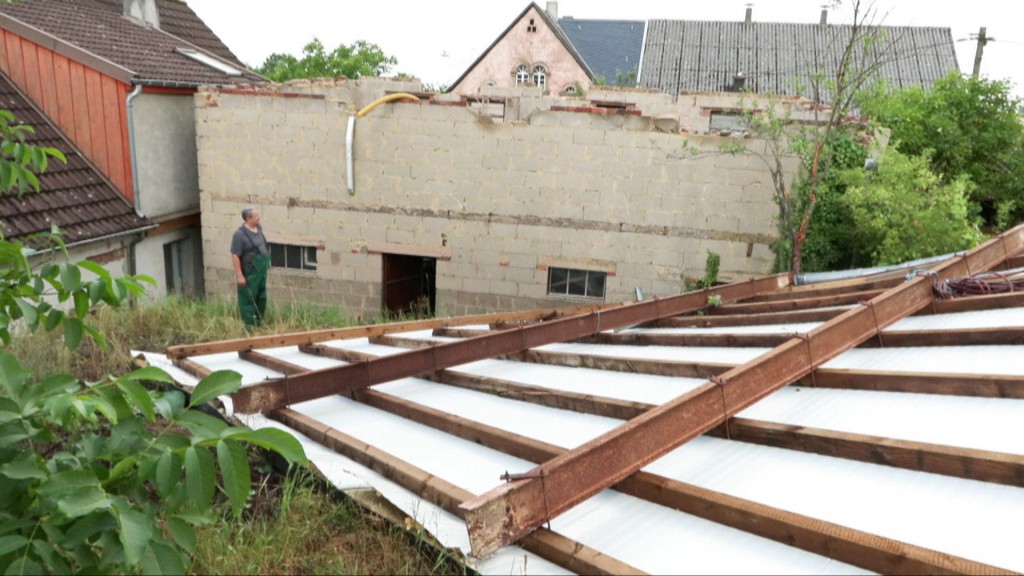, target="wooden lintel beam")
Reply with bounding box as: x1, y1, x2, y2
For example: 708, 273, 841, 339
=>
359, 387, 1010, 574
458, 224, 1024, 557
